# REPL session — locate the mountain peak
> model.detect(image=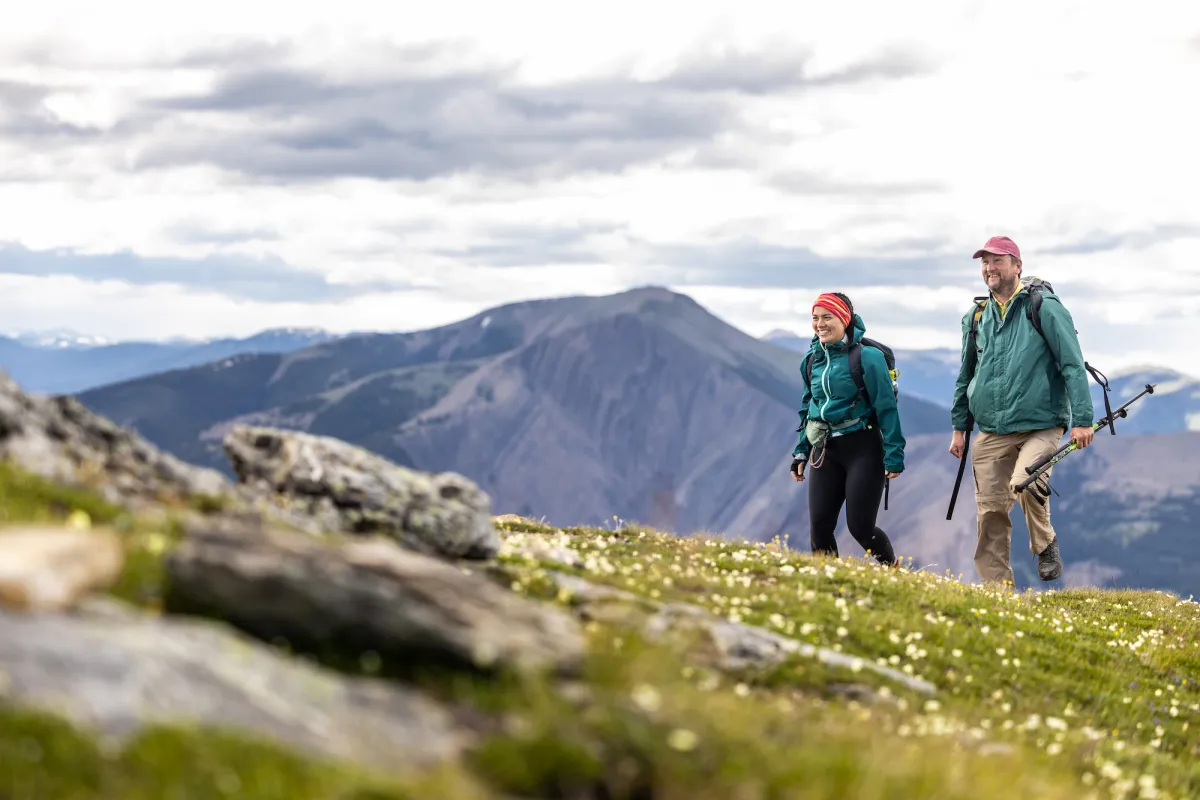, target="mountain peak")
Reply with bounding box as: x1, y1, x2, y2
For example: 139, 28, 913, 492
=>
5, 328, 115, 349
